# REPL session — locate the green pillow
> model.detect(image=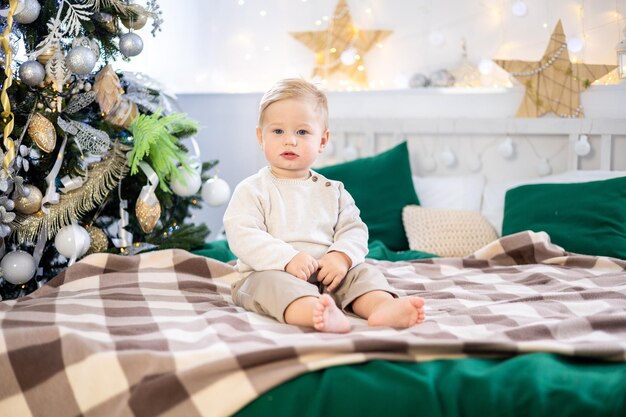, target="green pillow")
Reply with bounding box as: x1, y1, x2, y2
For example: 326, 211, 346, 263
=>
501, 176, 626, 259
316, 142, 419, 251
